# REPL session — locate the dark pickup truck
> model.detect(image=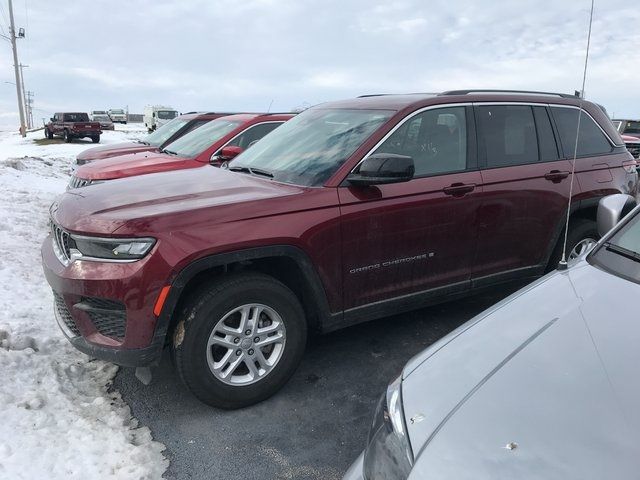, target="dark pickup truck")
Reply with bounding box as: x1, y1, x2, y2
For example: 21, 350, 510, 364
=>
45, 112, 102, 143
